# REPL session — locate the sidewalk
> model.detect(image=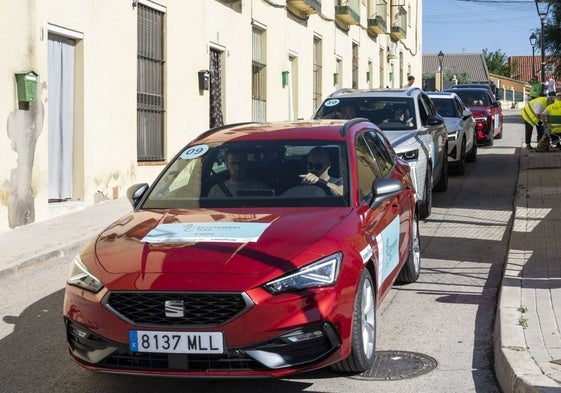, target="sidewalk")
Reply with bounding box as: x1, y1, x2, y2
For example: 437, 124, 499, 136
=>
1, 146, 561, 392
495, 147, 561, 393
0, 198, 131, 279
